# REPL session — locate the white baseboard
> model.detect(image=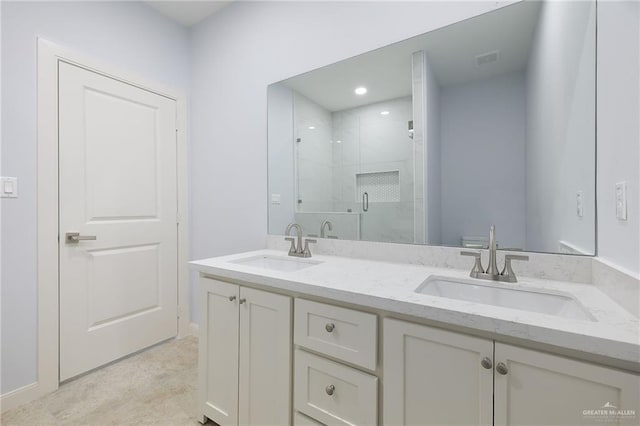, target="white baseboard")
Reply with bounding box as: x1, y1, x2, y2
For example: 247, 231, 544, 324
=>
188, 322, 199, 337
0, 382, 42, 413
